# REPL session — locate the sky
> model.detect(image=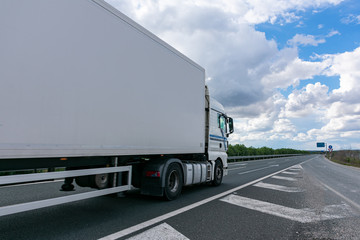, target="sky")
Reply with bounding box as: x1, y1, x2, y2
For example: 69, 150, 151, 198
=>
105, 0, 360, 151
